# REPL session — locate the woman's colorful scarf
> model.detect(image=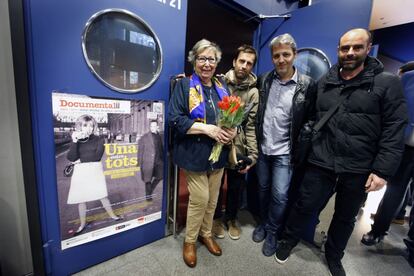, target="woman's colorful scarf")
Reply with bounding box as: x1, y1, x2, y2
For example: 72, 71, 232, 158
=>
189, 73, 228, 123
